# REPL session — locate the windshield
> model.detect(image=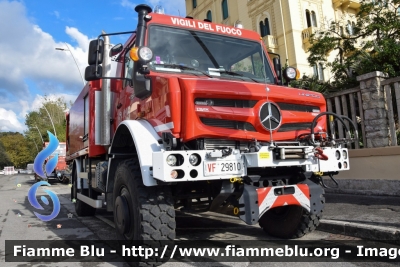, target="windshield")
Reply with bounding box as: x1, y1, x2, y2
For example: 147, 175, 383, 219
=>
45, 143, 66, 157
148, 25, 275, 84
